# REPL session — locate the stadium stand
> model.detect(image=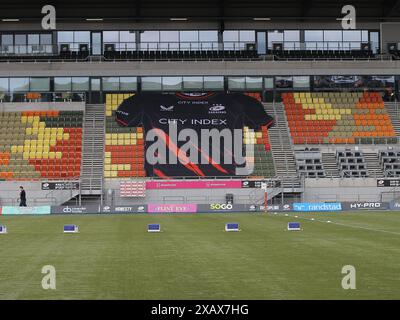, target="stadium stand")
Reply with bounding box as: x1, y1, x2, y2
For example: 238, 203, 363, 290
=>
104, 93, 275, 179
295, 148, 325, 178
336, 149, 368, 178
105, 93, 146, 178
379, 148, 400, 177
0, 111, 83, 180
271, 49, 375, 61
283, 92, 397, 144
